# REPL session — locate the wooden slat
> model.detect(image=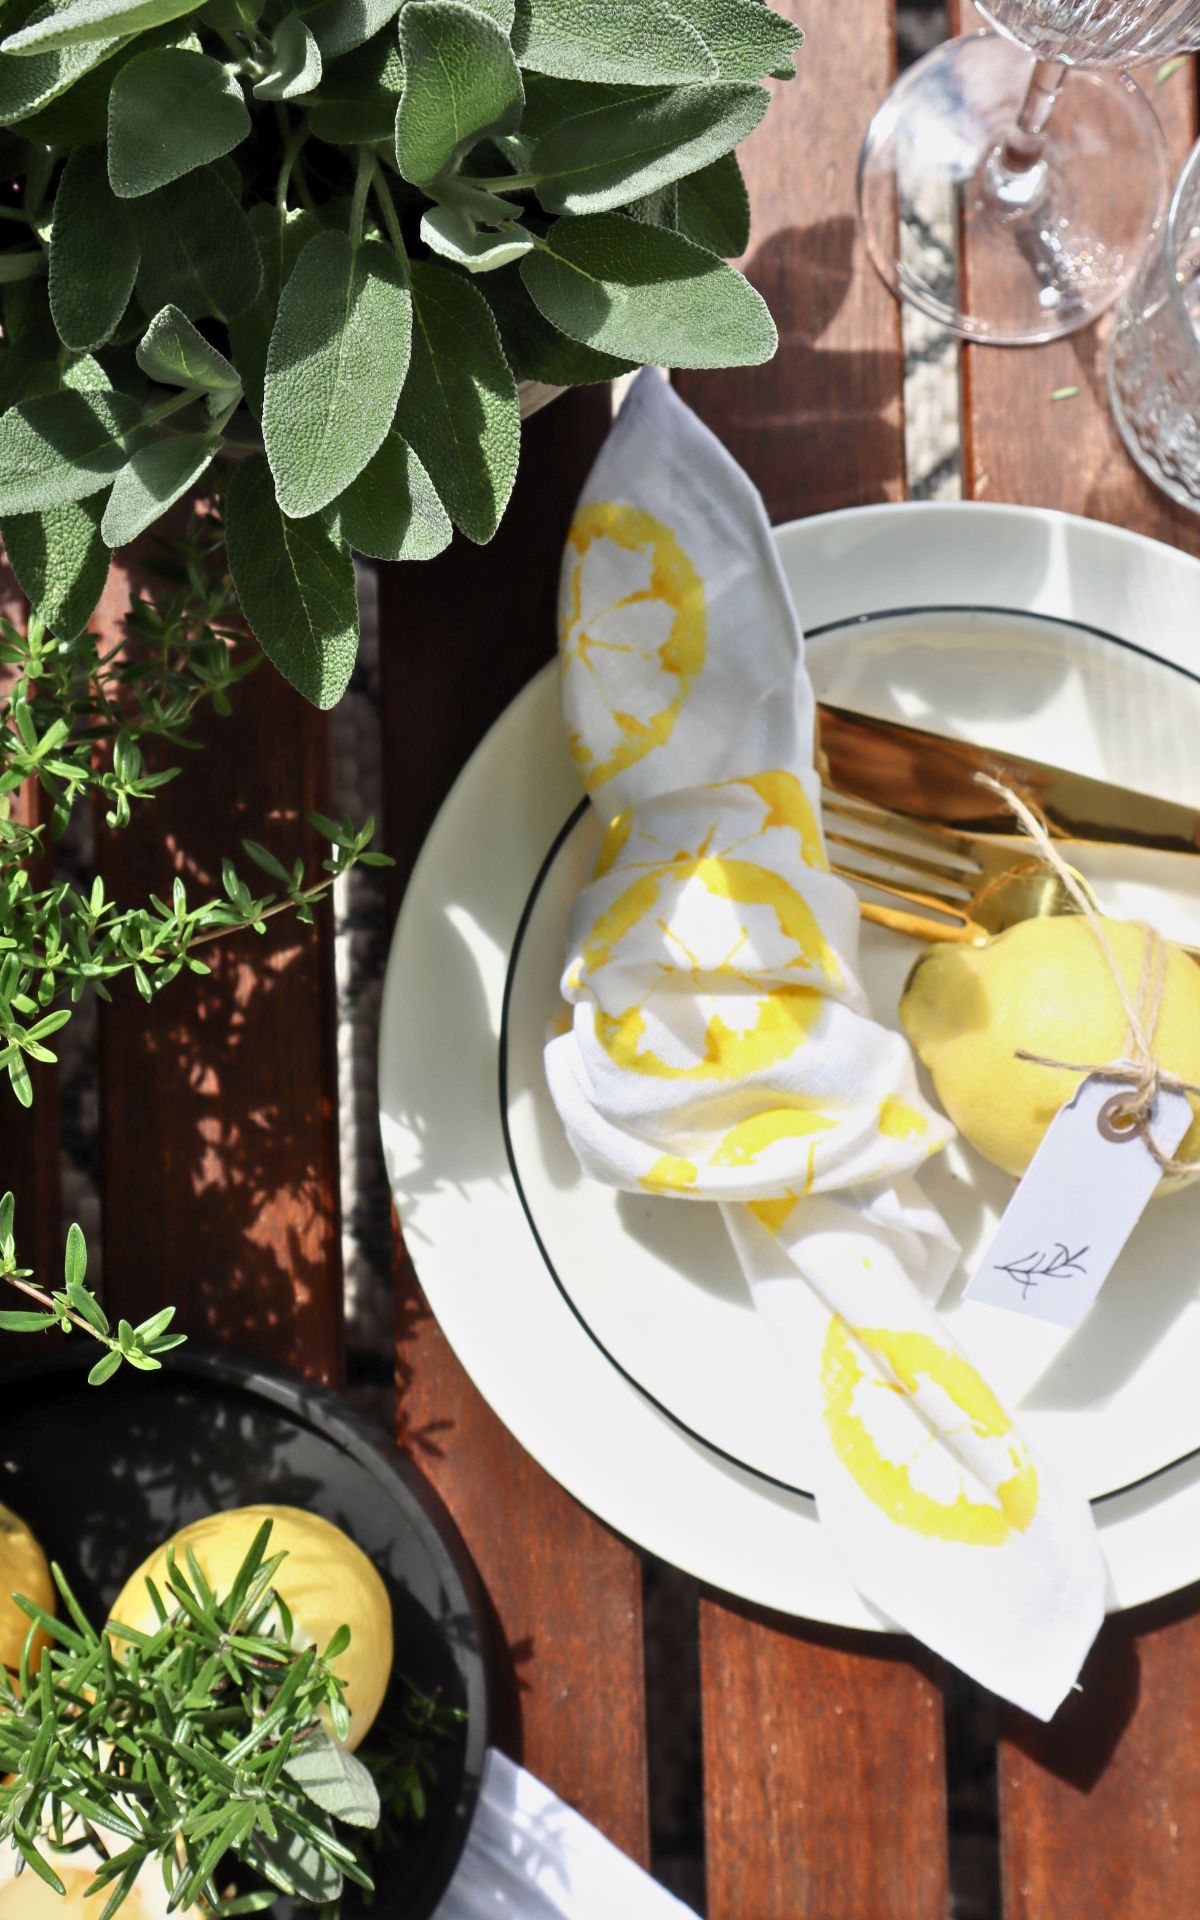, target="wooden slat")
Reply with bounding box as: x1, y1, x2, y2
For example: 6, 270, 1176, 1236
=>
0, 548, 61, 1310
676, 0, 906, 519
701, 1600, 948, 1920
676, 2, 950, 1911
1000, 1589, 1200, 1919
0, 775, 60, 1287
950, 13, 1200, 1914
381, 389, 650, 1859
96, 559, 343, 1383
